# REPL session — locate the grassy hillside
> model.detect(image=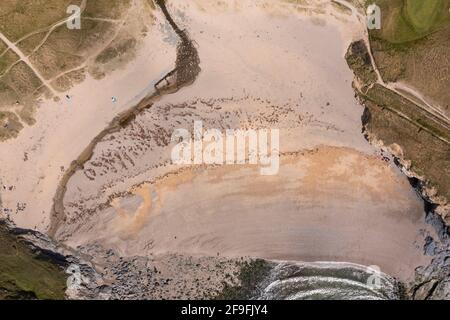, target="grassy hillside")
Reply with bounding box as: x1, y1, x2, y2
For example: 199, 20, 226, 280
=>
371, 0, 450, 44
346, 0, 450, 214
0, 0, 138, 141
368, 0, 450, 116
0, 221, 66, 299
